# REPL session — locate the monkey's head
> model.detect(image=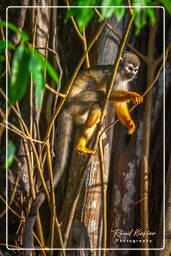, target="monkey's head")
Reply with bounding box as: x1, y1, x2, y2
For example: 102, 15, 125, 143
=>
120, 52, 140, 81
